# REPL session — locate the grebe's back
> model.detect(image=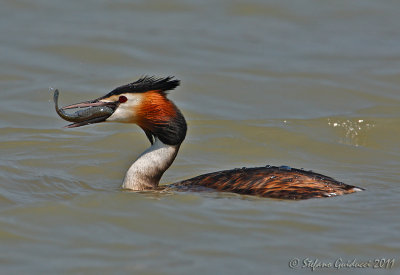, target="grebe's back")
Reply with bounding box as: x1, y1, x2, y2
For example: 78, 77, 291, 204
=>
174, 166, 362, 200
